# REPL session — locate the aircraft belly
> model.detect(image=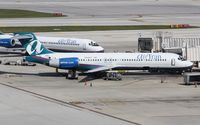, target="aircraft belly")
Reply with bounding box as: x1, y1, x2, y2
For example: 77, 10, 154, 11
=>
78, 63, 103, 71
